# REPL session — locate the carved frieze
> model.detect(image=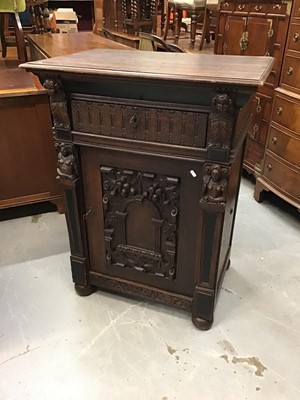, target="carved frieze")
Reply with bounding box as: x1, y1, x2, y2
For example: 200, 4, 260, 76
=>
101, 166, 180, 279
200, 164, 229, 206
43, 77, 70, 130
56, 142, 78, 180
